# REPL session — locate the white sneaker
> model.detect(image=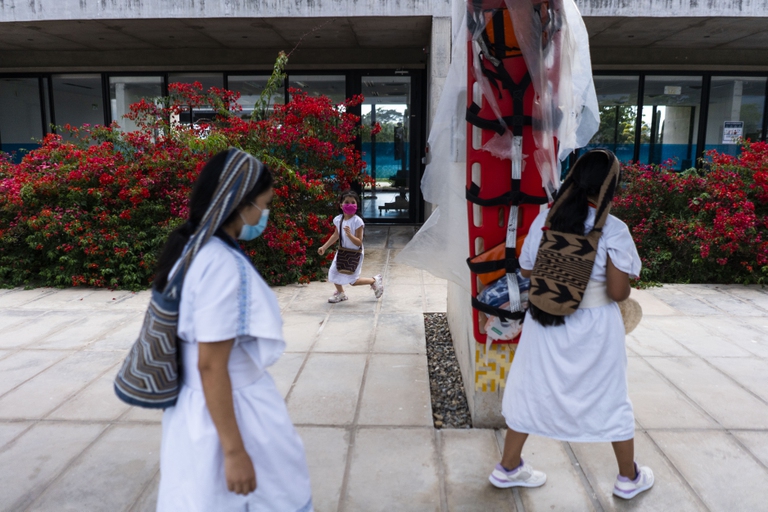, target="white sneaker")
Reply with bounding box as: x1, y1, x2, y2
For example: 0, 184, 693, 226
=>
489, 460, 547, 489
613, 462, 654, 499
371, 274, 384, 299
328, 292, 348, 304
